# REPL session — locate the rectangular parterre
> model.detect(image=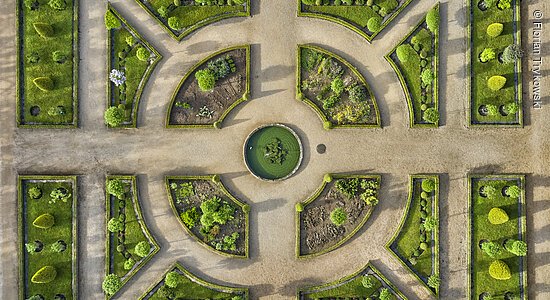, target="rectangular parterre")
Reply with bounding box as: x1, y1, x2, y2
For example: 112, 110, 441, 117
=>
18, 176, 78, 300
